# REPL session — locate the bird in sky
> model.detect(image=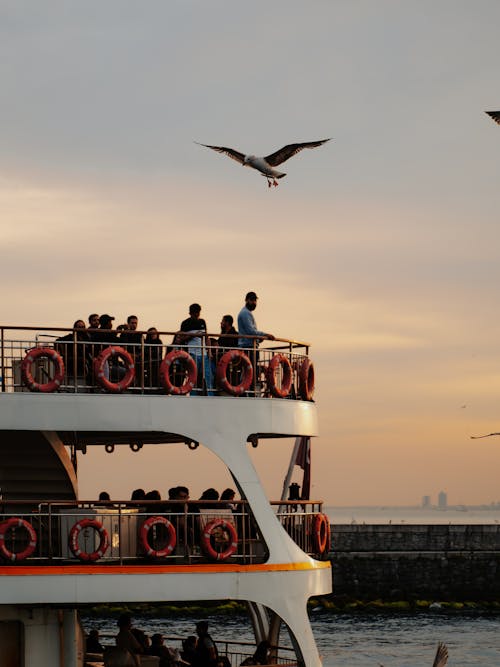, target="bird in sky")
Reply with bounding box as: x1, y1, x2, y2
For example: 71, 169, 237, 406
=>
470, 432, 500, 439
195, 138, 331, 188
485, 110, 500, 125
